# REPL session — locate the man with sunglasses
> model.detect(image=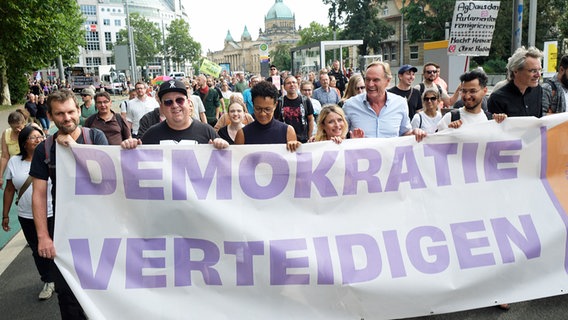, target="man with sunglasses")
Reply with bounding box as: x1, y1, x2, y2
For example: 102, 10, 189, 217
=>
415, 62, 452, 107
79, 88, 97, 126
389, 64, 422, 120
121, 80, 228, 149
